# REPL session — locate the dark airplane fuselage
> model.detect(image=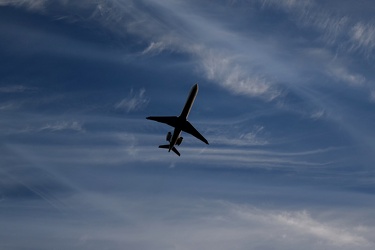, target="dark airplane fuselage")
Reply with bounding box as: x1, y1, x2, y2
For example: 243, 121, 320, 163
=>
168, 84, 198, 152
